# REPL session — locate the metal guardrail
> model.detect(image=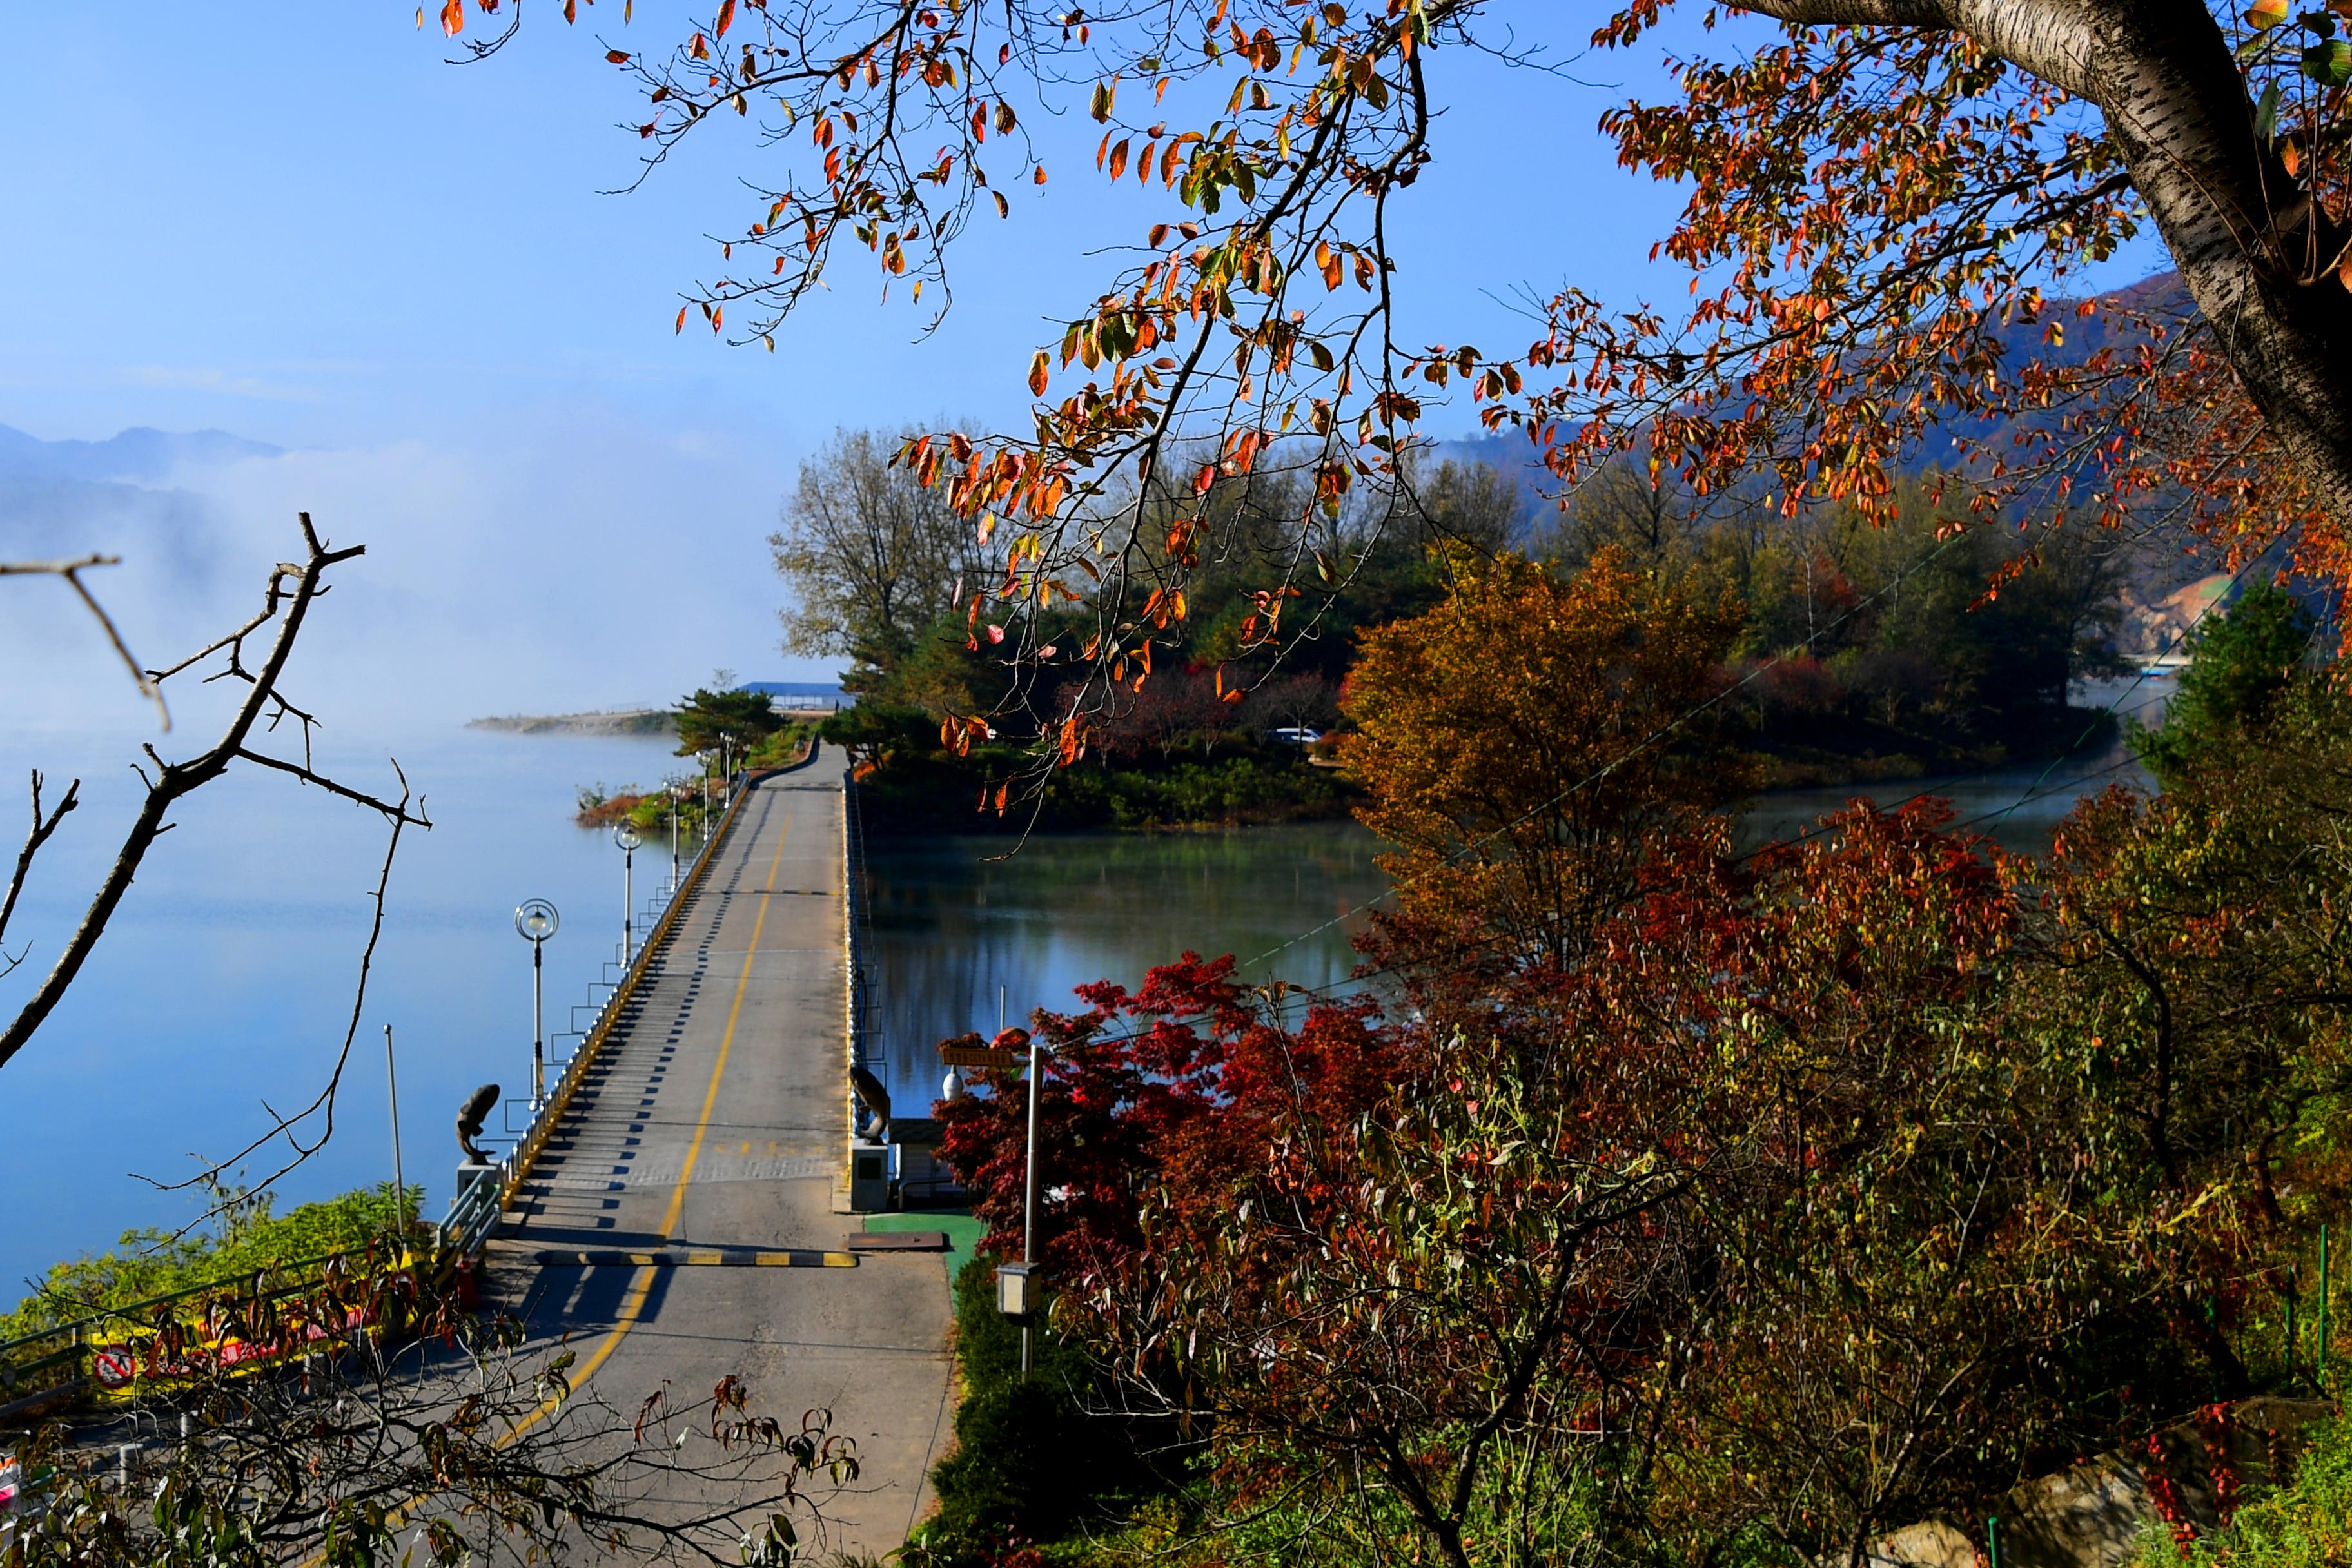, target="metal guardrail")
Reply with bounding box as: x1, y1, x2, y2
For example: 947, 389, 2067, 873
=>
440, 741, 825, 1253
0, 1237, 426, 1424
438, 1167, 504, 1260
843, 772, 877, 1079
0, 748, 820, 1424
